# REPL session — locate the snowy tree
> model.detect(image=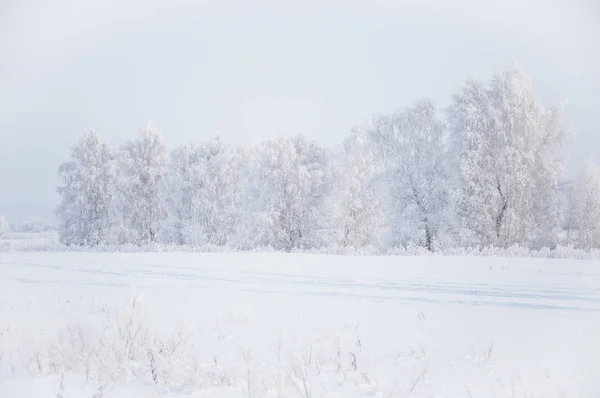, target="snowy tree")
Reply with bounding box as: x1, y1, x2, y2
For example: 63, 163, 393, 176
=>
448, 79, 499, 247
556, 179, 574, 244
332, 130, 384, 248
569, 158, 600, 250
56, 130, 116, 246
163, 138, 243, 246
365, 99, 452, 251
115, 123, 167, 245
17, 217, 54, 233
0, 215, 9, 237
240, 135, 333, 251
449, 67, 570, 248
162, 142, 198, 245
